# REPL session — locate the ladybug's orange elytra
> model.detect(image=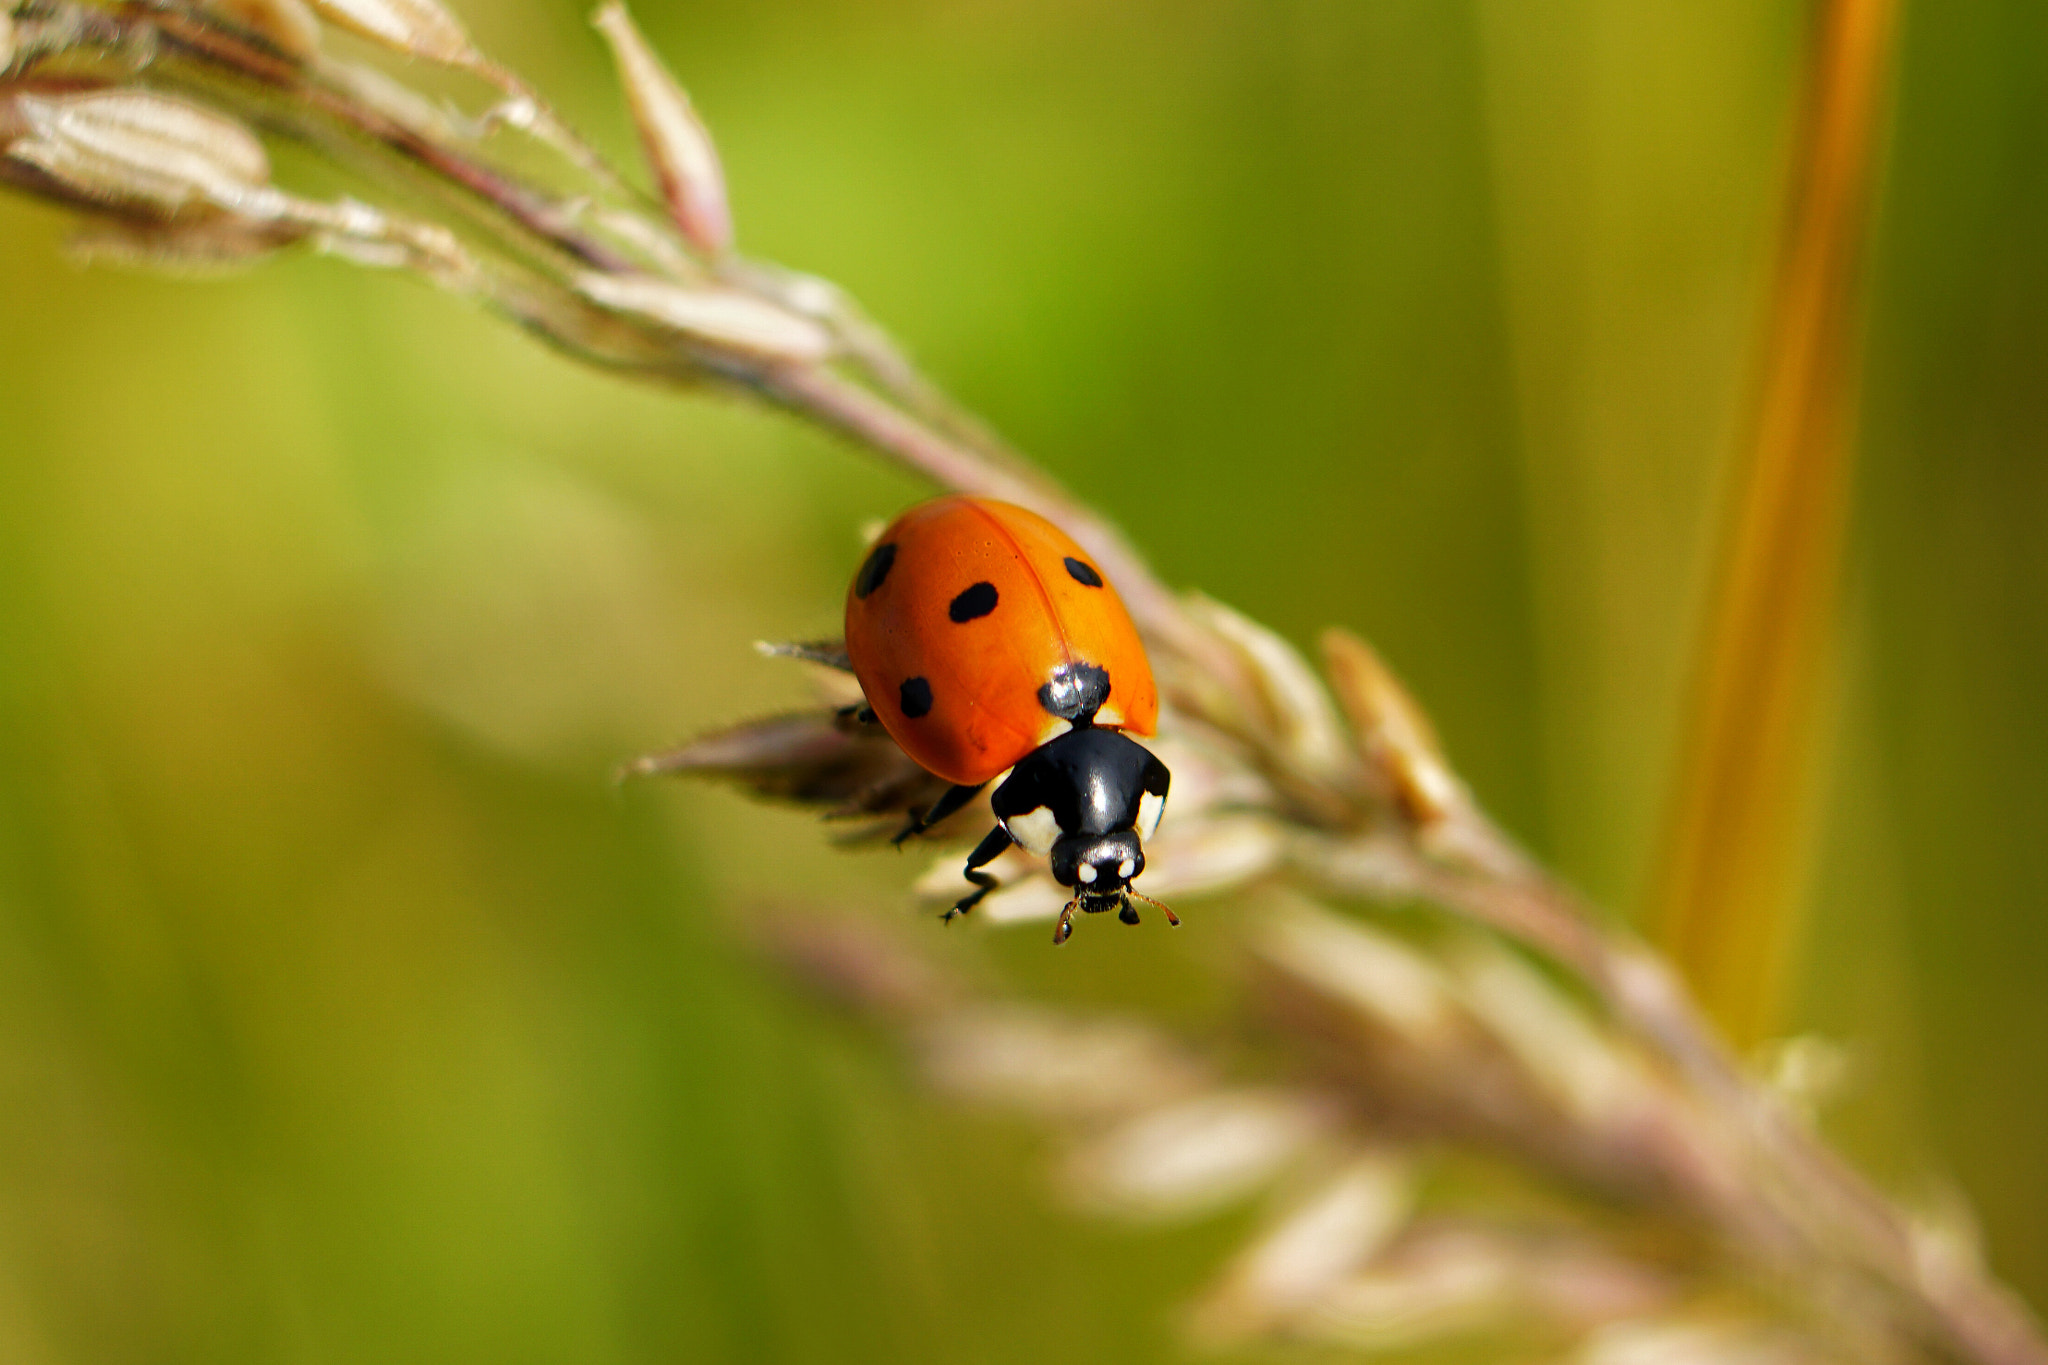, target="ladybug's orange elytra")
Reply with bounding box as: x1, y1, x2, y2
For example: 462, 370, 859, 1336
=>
844, 495, 1157, 787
